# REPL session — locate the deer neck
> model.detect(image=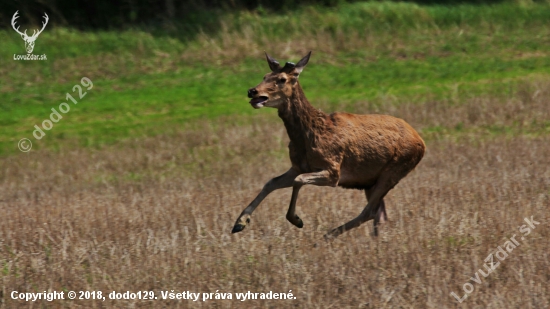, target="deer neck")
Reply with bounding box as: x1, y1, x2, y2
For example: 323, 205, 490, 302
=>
278, 82, 327, 145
